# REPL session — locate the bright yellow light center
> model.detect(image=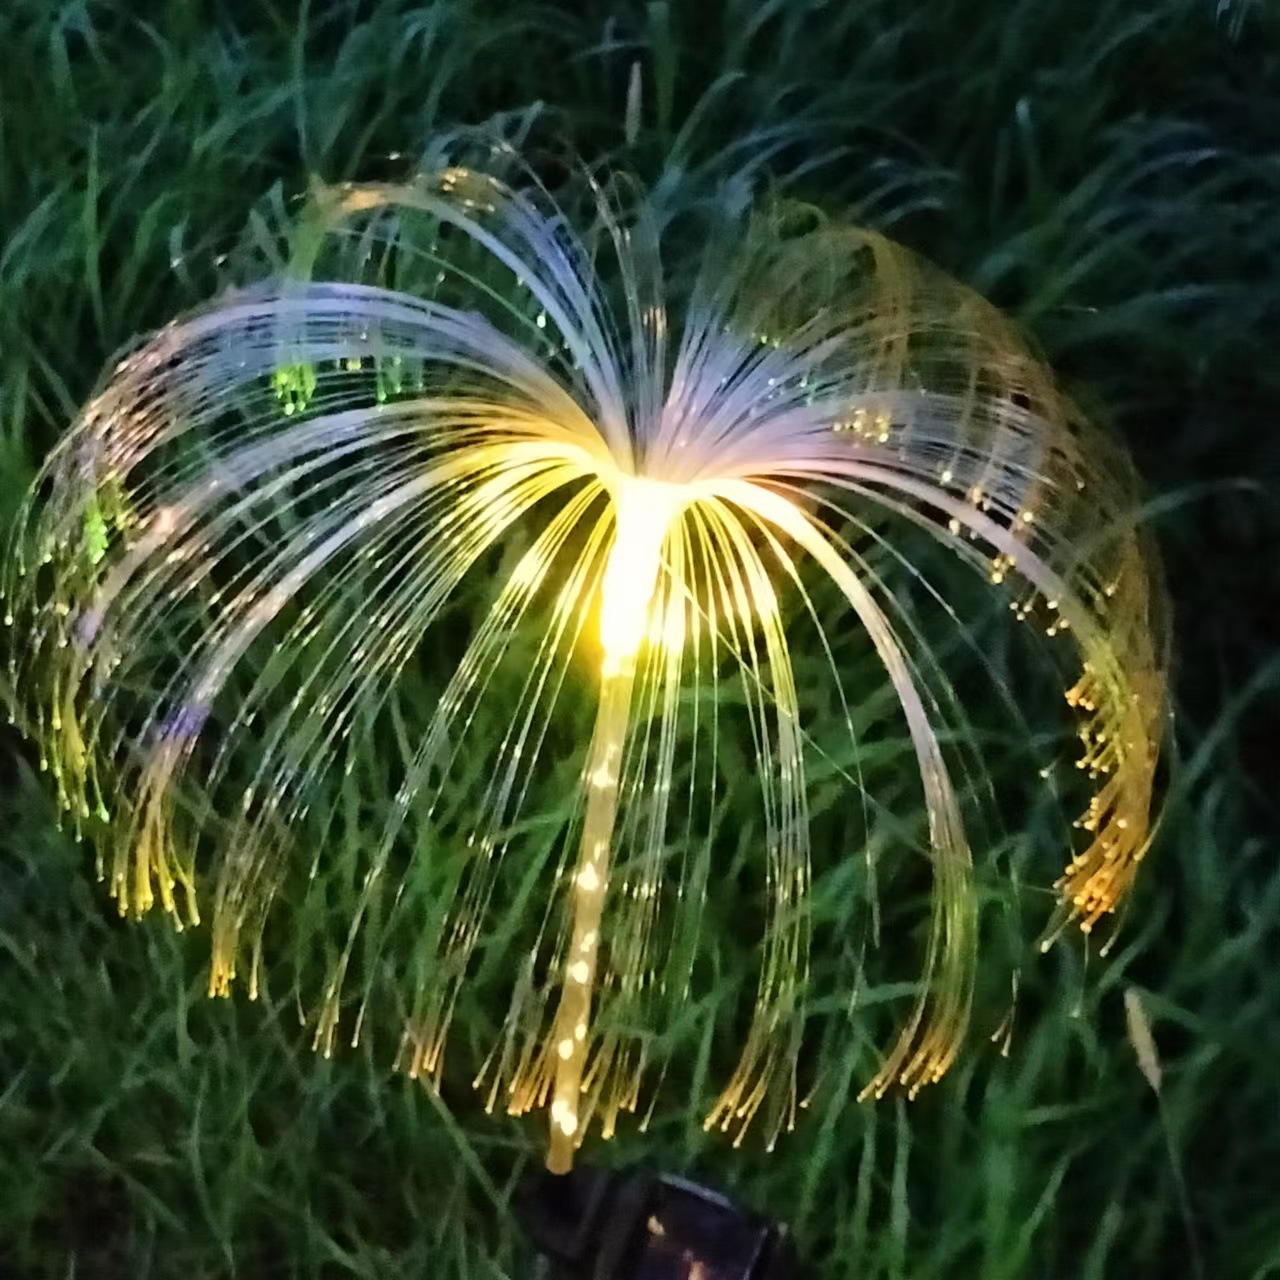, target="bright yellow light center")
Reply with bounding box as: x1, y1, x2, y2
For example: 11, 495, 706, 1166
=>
598, 477, 682, 671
